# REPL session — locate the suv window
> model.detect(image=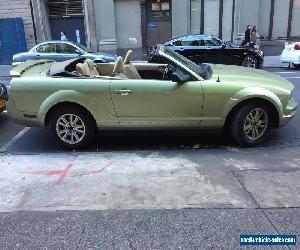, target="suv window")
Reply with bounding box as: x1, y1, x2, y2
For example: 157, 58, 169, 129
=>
36, 43, 56, 53
200, 37, 222, 46
57, 43, 78, 54
173, 36, 200, 46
